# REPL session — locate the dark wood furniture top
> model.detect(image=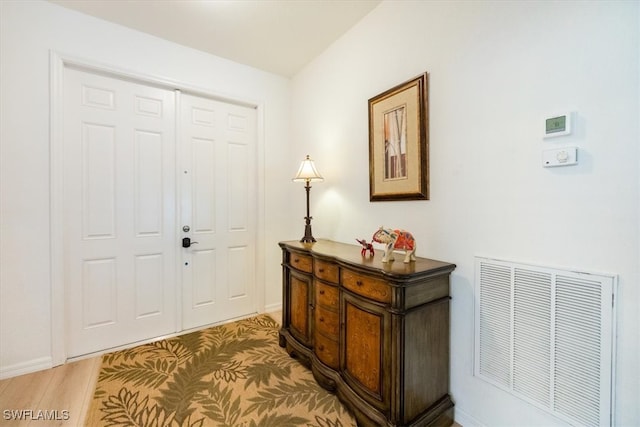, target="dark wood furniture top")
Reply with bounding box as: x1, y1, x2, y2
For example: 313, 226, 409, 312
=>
282, 239, 454, 279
